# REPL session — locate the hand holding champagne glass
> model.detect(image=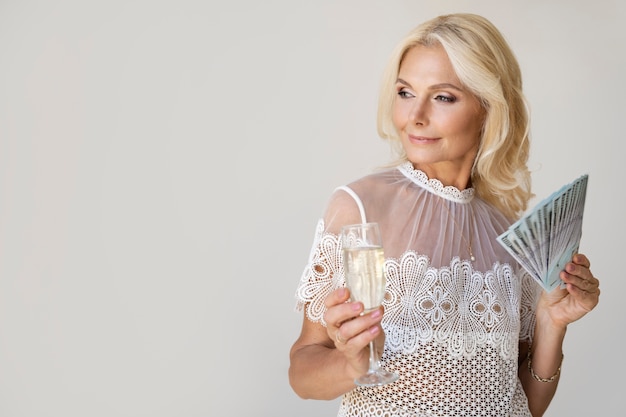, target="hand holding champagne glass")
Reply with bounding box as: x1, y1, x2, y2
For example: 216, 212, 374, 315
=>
340, 222, 399, 387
